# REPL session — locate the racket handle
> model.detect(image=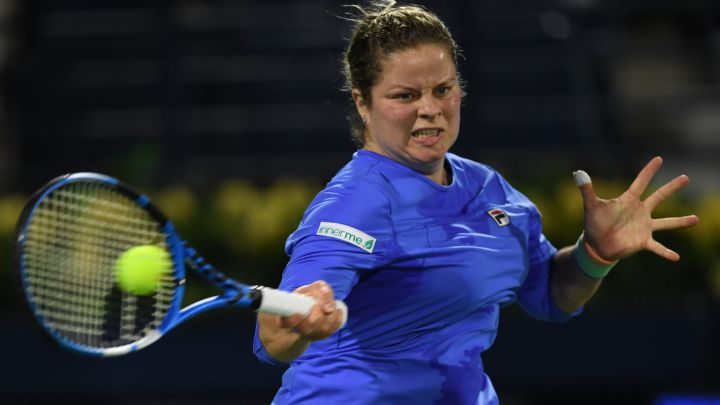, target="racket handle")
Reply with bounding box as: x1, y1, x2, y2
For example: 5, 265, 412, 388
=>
257, 287, 348, 328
